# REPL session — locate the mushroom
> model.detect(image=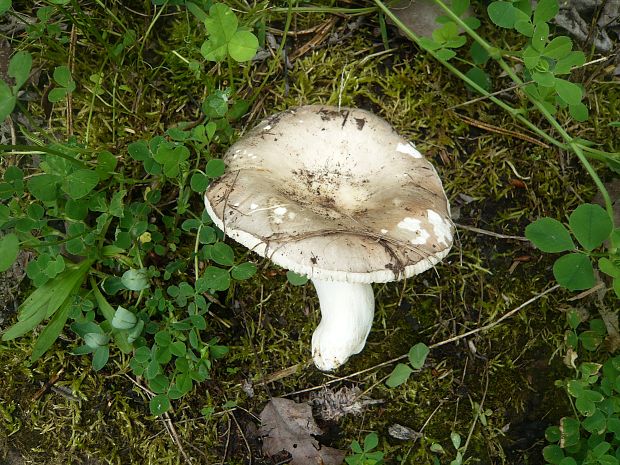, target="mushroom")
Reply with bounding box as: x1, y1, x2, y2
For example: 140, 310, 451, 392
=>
204, 105, 453, 371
